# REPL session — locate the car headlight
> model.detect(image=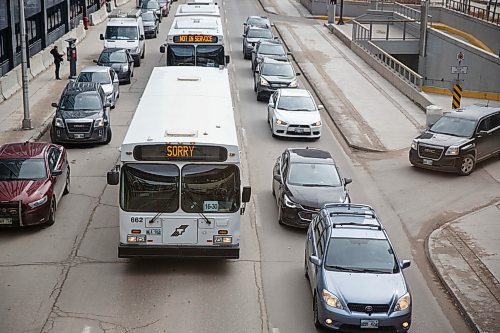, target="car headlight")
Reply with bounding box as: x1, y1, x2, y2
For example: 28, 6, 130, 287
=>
411, 140, 418, 150
445, 146, 460, 156
28, 195, 48, 209
276, 118, 288, 125
134, 47, 141, 54
122, 65, 129, 72
322, 289, 343, 309
260, 77, 269, 86
311, 121, 322, 126
257, 56, 263, 63
395, 292, 411, 311
288, 78, 298, 87
283, 194, 300, 209
55, 118, 65, 128
94, 118, 105, 127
